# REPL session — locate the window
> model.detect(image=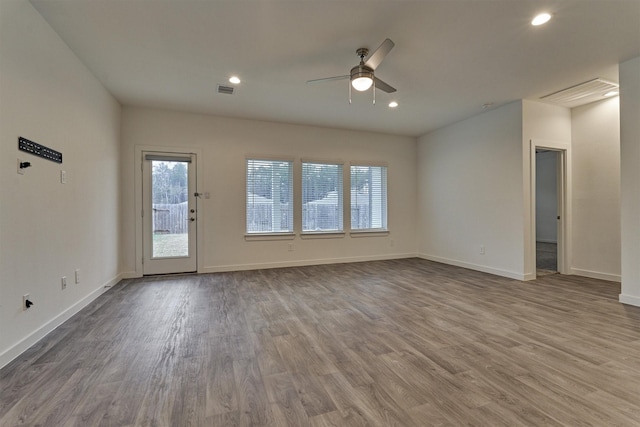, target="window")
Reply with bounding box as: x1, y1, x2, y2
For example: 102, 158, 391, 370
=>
246, 159, 293, 234
302, 162, 343, 232
351, 165, 387, 231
